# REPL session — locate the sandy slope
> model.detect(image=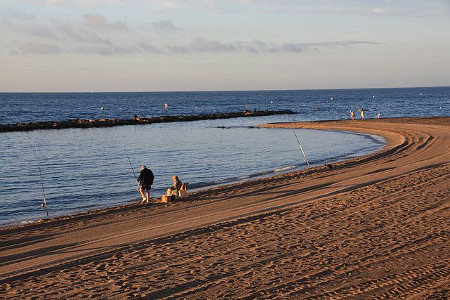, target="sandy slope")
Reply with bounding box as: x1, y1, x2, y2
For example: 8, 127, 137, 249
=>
0, 117, 449, 299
